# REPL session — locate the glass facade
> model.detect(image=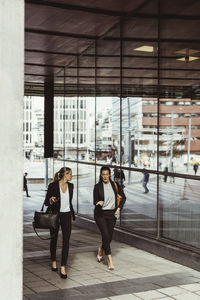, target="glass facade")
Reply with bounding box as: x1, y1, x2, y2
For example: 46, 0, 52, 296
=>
50, 0, 200, 251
